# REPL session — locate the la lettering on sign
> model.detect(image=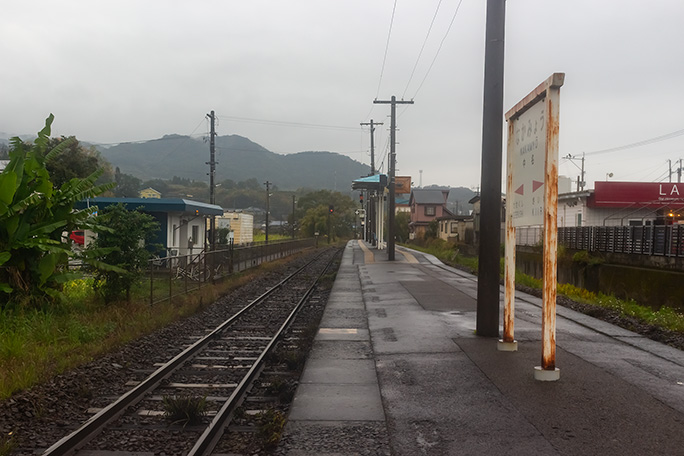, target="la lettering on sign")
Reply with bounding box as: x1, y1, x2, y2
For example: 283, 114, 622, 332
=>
660, 184, 681, 196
